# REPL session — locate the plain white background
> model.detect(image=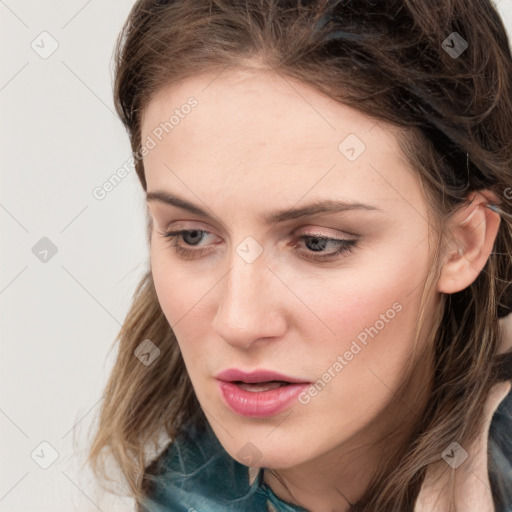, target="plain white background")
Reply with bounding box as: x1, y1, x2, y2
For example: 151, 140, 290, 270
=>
1, 1, 511, 511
